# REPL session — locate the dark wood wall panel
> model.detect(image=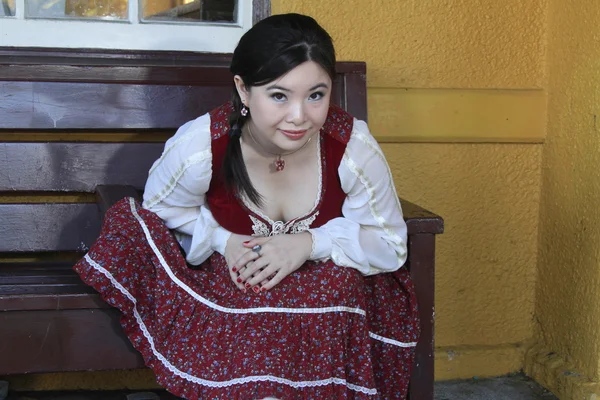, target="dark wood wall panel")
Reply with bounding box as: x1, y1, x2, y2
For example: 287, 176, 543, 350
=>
0, 143, 163, 191
0, 204, 99, 252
